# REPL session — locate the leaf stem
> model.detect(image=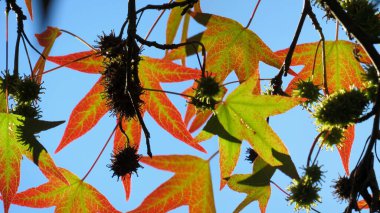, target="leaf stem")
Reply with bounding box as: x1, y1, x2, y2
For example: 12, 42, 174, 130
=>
207, 150, 219, 162
82, 125, 117, 181
245, 0, 261, 29
270, 180, 289, 196
60, 29, 97, 51
335, 20, 339, 41
307, 131, 325, 167
143, 88, 193, 98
